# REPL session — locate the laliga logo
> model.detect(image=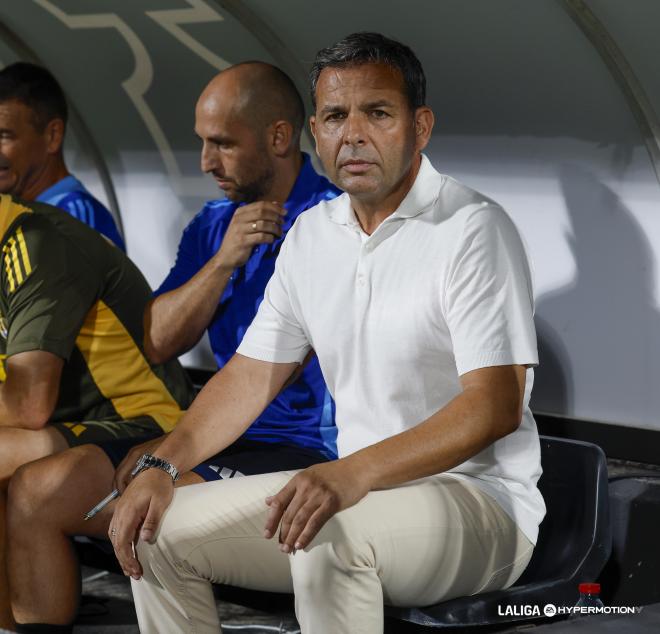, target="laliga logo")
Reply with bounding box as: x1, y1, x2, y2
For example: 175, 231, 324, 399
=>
497, 582, 641, 618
